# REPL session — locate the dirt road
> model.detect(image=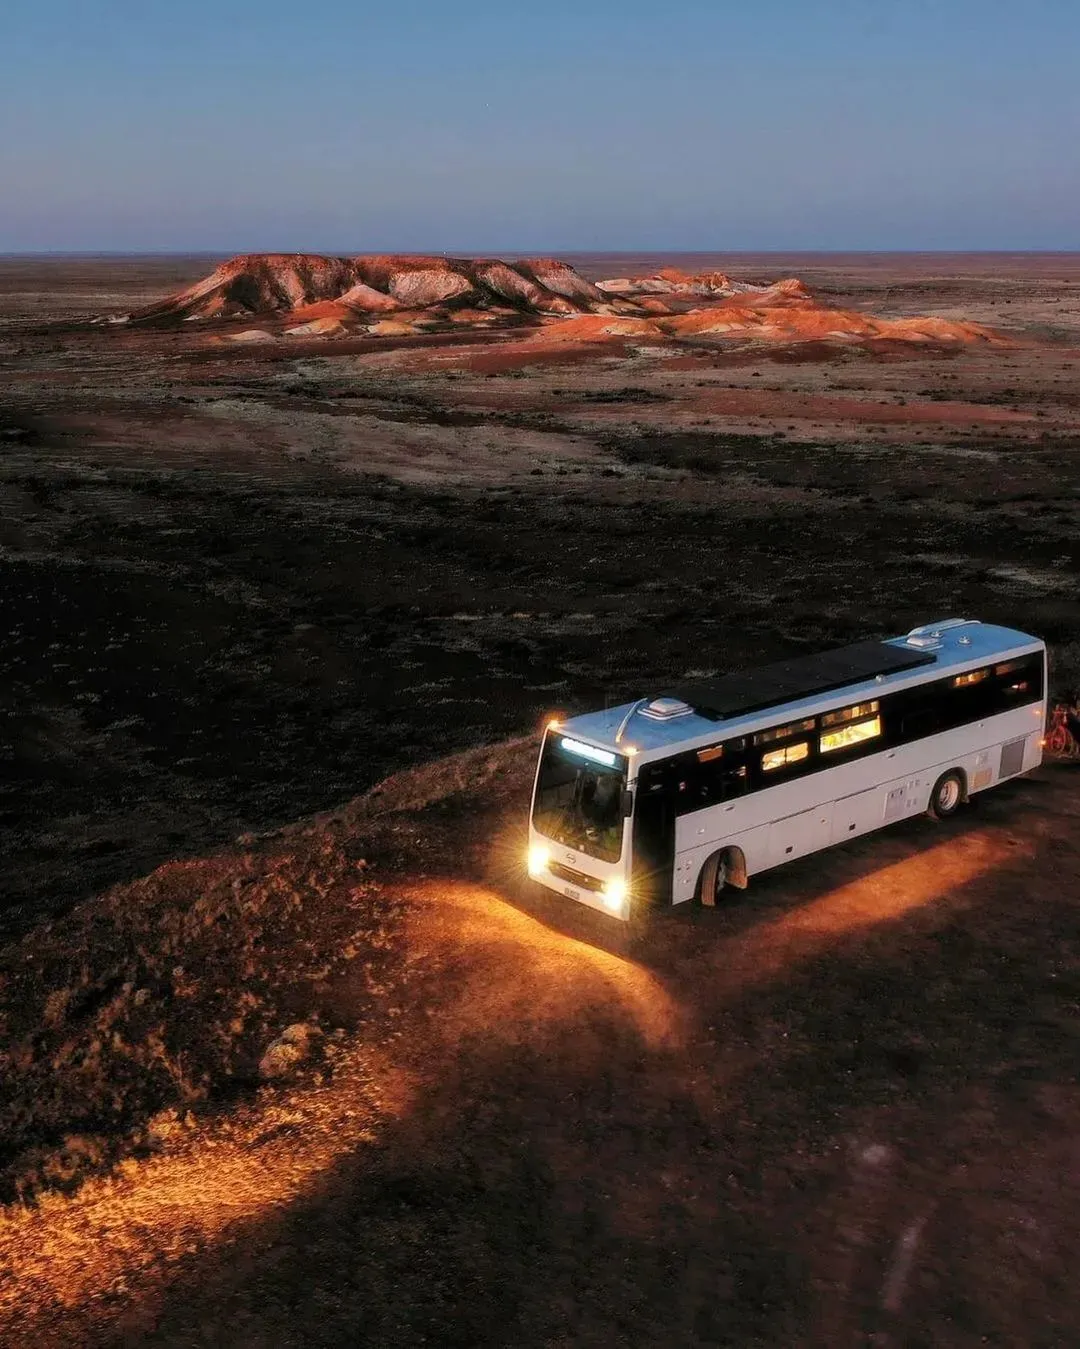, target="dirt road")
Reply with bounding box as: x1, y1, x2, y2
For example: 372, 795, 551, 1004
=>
5, 757, 1080, 1347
